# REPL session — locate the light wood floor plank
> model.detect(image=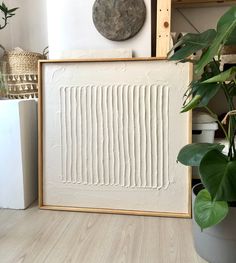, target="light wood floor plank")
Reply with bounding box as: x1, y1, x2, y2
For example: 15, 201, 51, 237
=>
0, 203, 207, 263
